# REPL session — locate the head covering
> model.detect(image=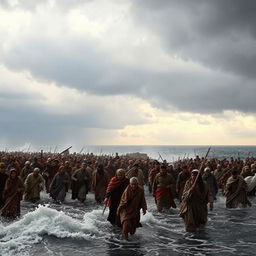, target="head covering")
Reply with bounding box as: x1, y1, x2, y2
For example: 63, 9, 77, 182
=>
130, 177, 139, 184
204, 167, 210, 172
9, 168, 17, 177
0, 162, 5, 168
191, 169, 199, 174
